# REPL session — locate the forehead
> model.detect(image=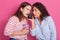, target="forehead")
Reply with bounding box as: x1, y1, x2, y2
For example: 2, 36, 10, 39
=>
33, 7, 38, 10
24, 5, 31, 9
